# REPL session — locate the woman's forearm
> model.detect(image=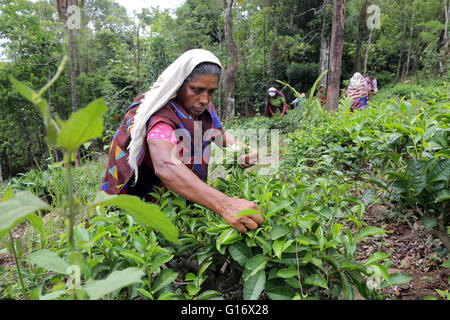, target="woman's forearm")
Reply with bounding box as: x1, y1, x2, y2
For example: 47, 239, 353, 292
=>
155, 160, 230, 215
